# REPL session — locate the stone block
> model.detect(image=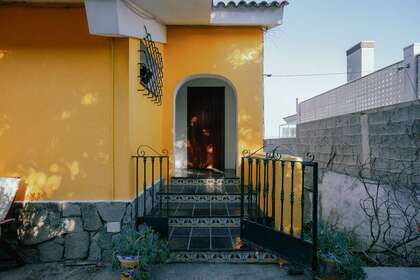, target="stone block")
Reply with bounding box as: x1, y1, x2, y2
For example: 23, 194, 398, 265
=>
64, 232, 89, 260
102, 249, 113, 264
81, 204, 102, 231
92, 228, 112, 250
18, 203, 63, 245
38, 238, 64, 262
62, 203, 81, 217
62, 217, 83, 233
88, 240, 101, 261
106, 222, 121, 233
96, 202, 126, 222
